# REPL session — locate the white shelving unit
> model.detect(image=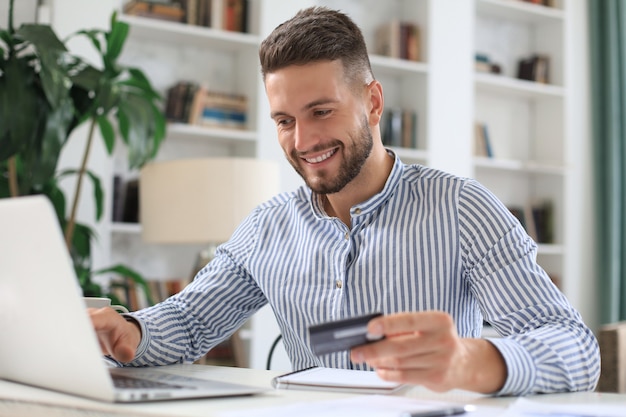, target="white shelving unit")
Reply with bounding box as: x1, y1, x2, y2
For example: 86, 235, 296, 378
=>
110, 6, 265, 279
473, 0, 569, 295
106, 2, 272, 368
62, 0, 592, 369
